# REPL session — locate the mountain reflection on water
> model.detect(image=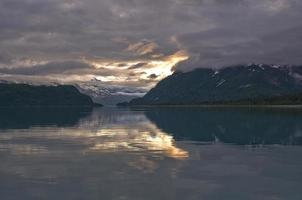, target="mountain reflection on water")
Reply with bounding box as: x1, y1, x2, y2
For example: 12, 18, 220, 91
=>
144, 107, 302, 145
1, 107, 302, 200
0, 107, 93, 129
0, 107, 302, 157
0, 106, 302, 173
